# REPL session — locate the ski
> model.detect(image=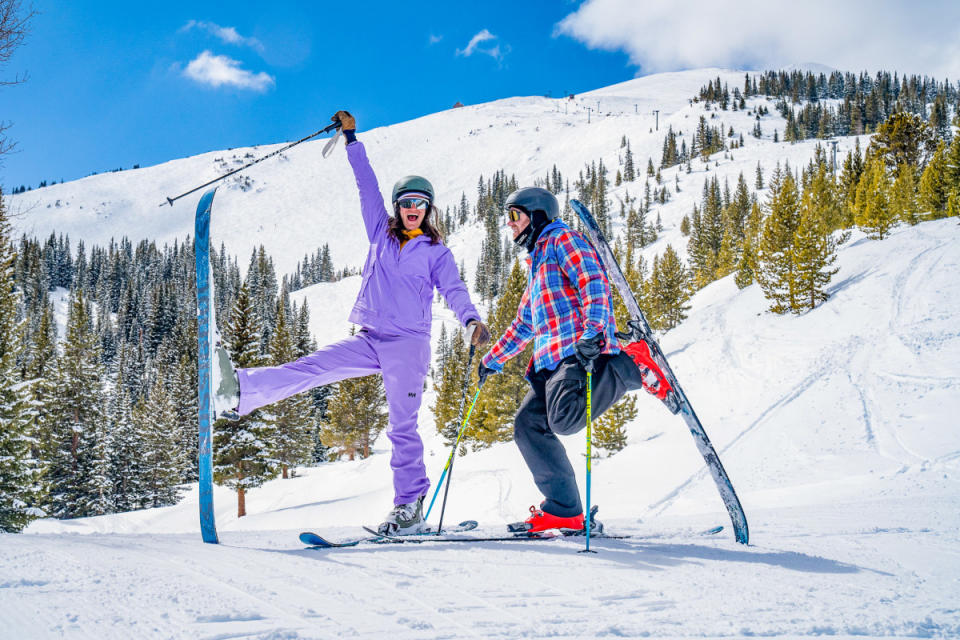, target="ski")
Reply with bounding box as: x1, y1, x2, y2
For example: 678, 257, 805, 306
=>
300, 520, 479, 549
195, 188, 220, 544
364, 527, 630, 545
569, 198, 750, 545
